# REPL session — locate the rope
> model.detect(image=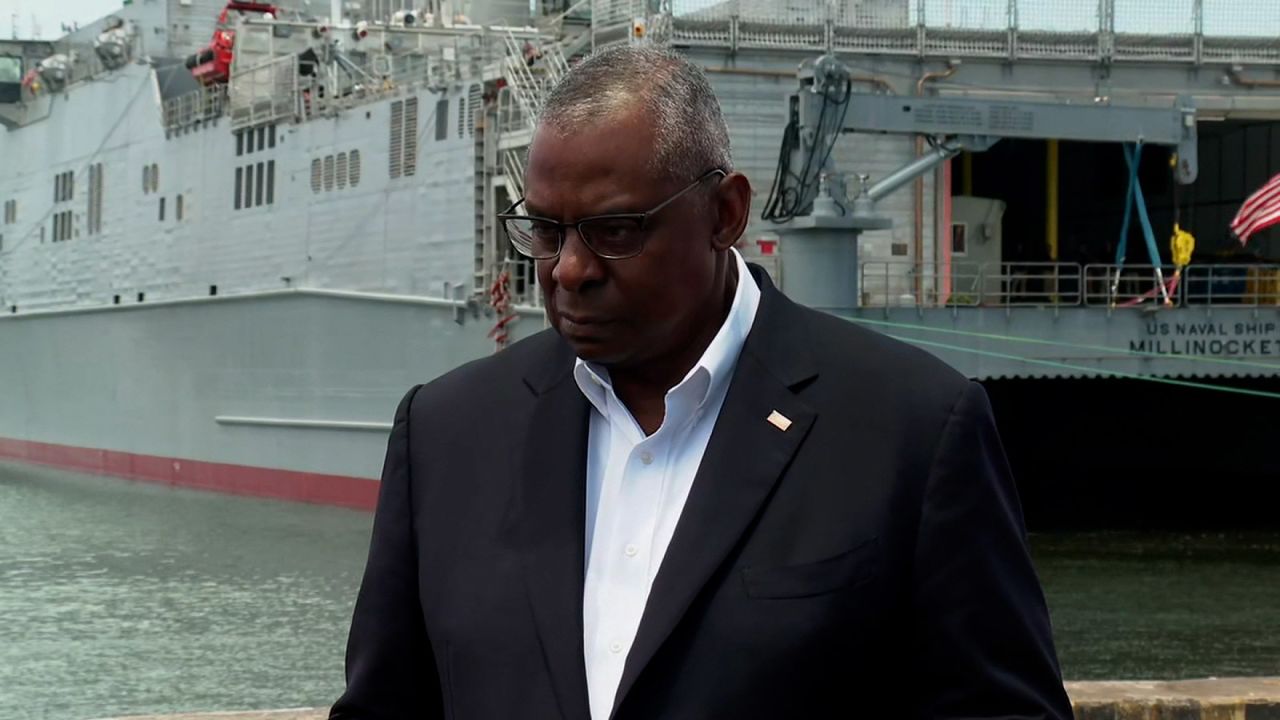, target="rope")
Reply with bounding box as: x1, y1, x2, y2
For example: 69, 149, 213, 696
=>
488, 268, 517, 351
